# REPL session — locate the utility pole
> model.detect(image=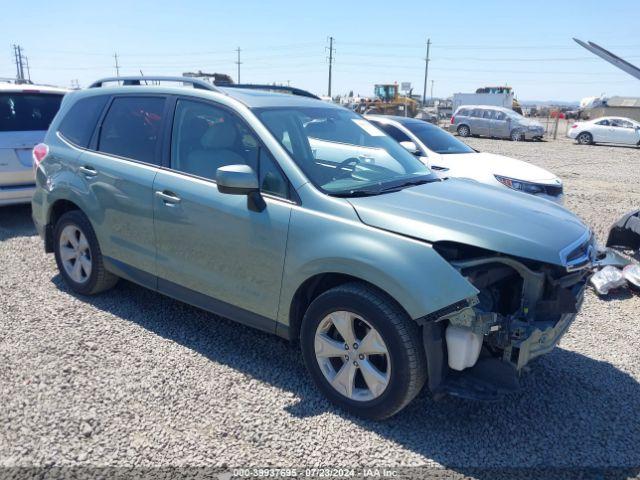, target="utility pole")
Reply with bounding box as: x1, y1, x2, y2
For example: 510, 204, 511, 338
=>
24, 57, 31, 82
13, 44, 25, 82
430, 80, 434, 100
327, 36, 335, 98
422, 38, 431, 105
114, 53, 120, 77
235, 47, 242, 83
